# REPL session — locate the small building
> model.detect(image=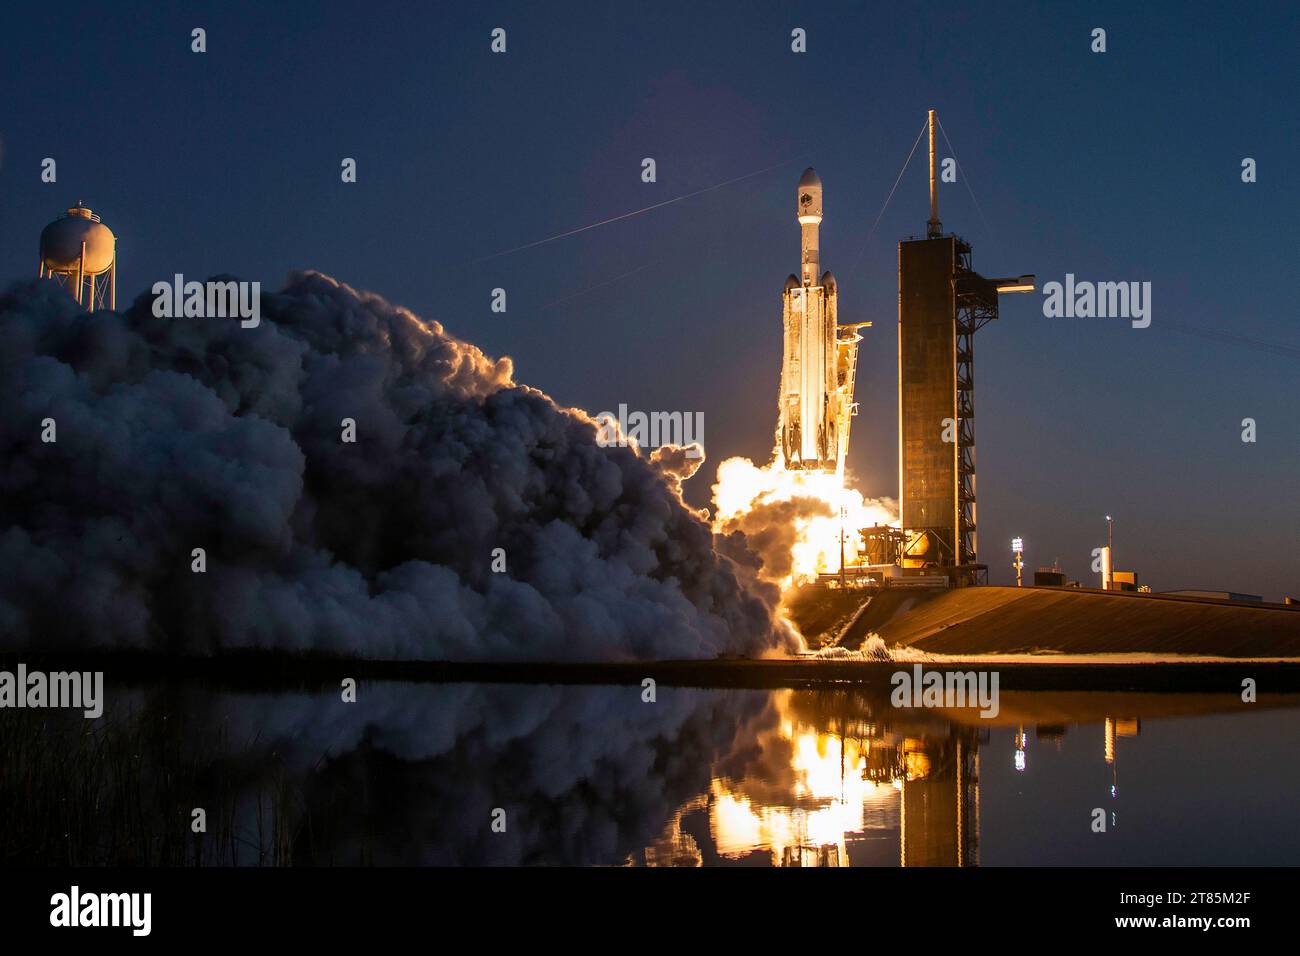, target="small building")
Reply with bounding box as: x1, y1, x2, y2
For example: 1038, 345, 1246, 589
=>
1033, 567, 1067, 587
1111, 570, 1139, 592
